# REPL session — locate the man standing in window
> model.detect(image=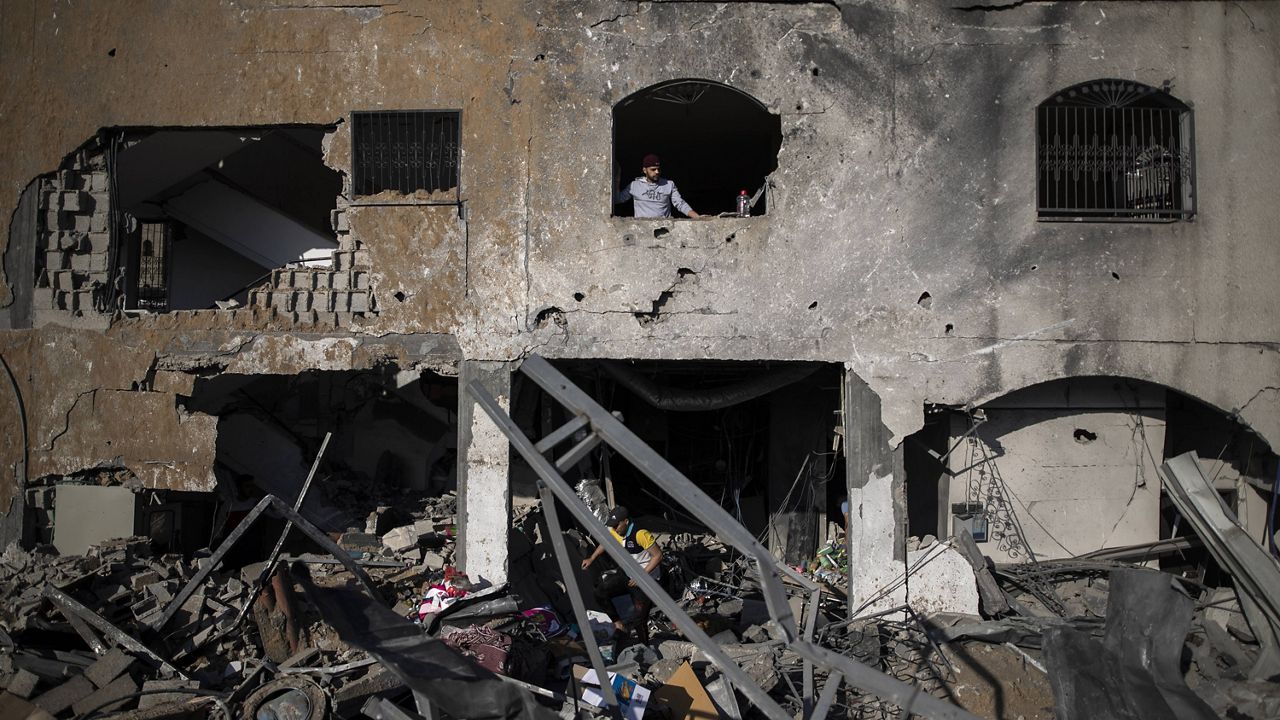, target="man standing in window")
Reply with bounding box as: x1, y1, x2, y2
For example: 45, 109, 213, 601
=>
580, 505, 663, 643
615, 154, 702, 218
